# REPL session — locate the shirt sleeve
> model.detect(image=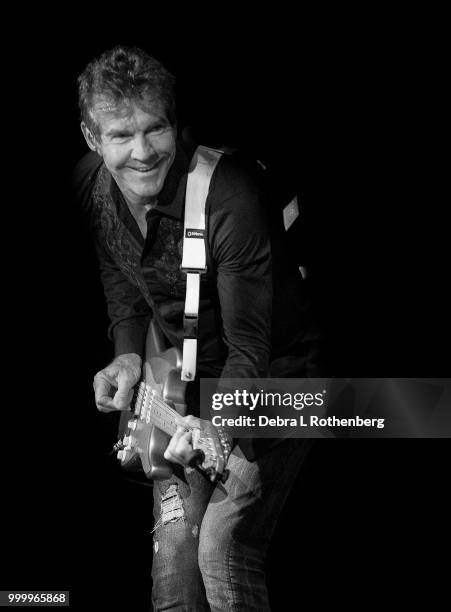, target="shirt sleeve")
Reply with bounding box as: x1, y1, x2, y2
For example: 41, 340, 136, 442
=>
209, 187, 272, 379
72, 151, 103, 222
73, 153, 152, 359
95, 241, 152, 358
